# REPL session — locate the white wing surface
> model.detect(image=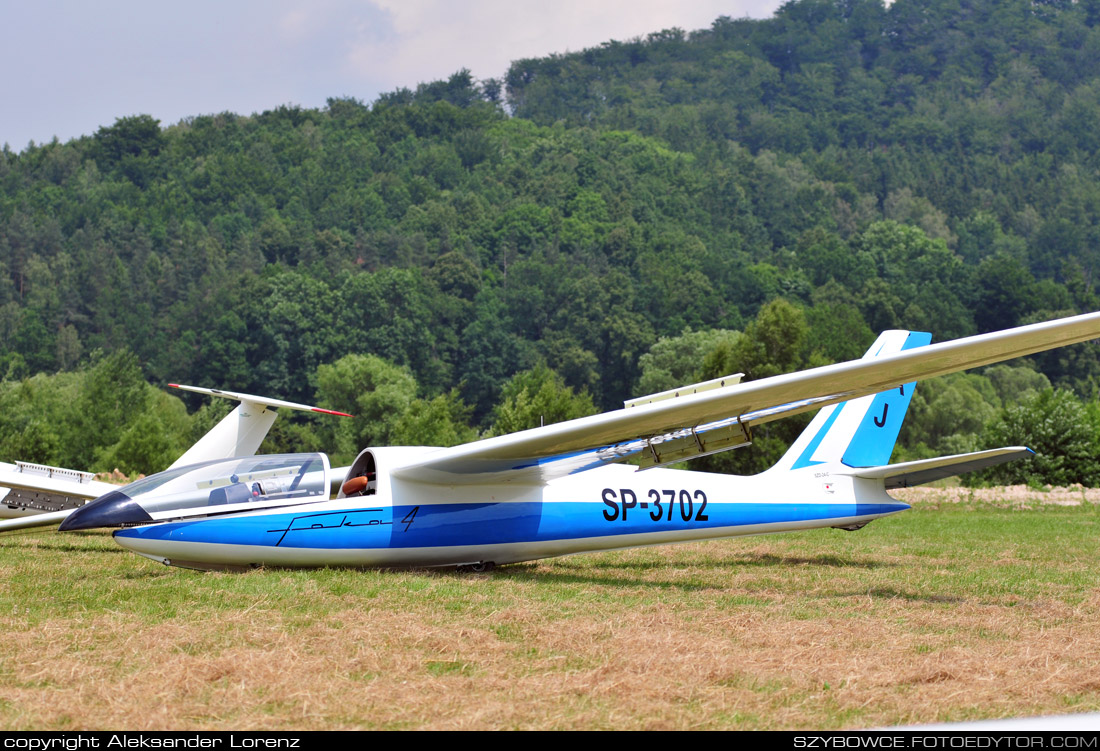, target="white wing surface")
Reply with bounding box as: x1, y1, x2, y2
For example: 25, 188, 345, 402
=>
390, 312, 1100, 485
0, 461, 117, 507
0, 461, 118, 531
